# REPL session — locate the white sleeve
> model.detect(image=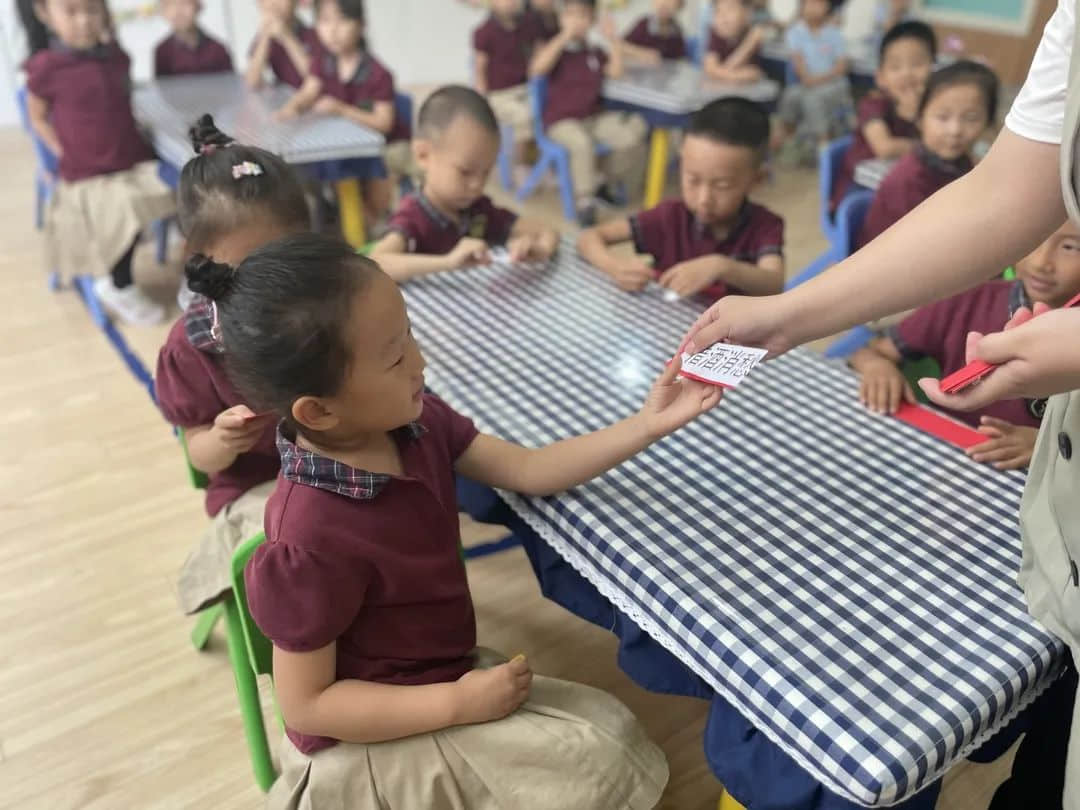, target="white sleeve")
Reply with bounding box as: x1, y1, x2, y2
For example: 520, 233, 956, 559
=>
1005, 0, 1074, 145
